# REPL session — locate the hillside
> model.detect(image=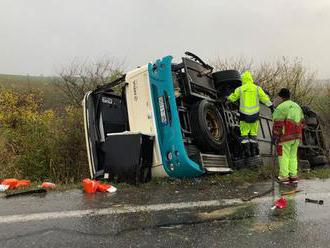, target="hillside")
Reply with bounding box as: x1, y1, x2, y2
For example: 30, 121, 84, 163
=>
0, 74, 66, 109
